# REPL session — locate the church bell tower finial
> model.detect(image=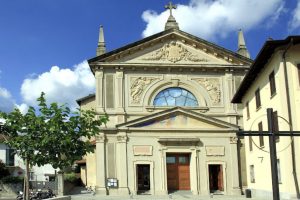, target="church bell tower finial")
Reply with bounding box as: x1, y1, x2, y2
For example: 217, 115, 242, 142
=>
96, 25, 106, 56
164, 2, 179, 30
237, 29, 250, 58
